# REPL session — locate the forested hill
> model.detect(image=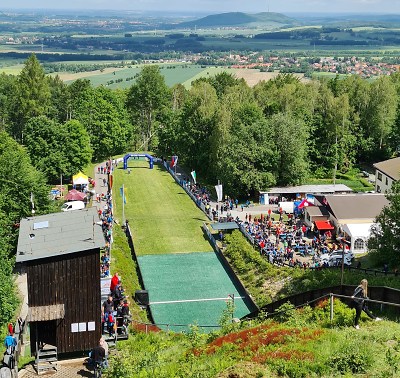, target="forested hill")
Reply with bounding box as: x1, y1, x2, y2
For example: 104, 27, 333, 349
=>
177, 12, 297, 28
